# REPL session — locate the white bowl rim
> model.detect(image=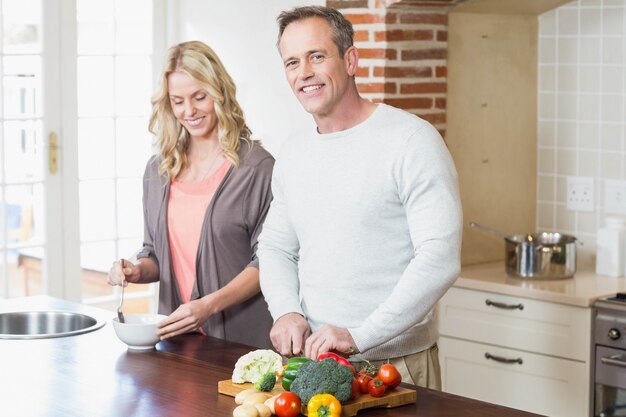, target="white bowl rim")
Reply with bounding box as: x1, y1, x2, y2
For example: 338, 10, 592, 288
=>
112, 313, 168, 326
